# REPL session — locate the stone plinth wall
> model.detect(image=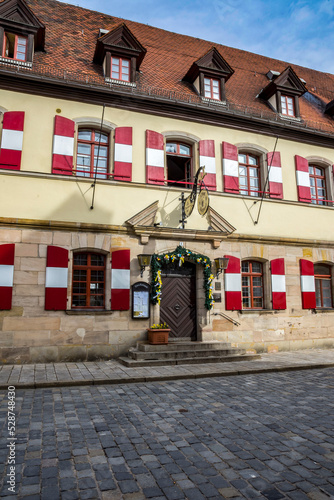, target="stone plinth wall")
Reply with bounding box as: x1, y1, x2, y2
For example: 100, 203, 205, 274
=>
0, 227, 333, 363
